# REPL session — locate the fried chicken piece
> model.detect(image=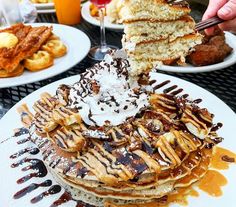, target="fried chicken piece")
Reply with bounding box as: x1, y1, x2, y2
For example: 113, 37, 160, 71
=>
187, 28, 233, 66
0, 23, 52, 73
